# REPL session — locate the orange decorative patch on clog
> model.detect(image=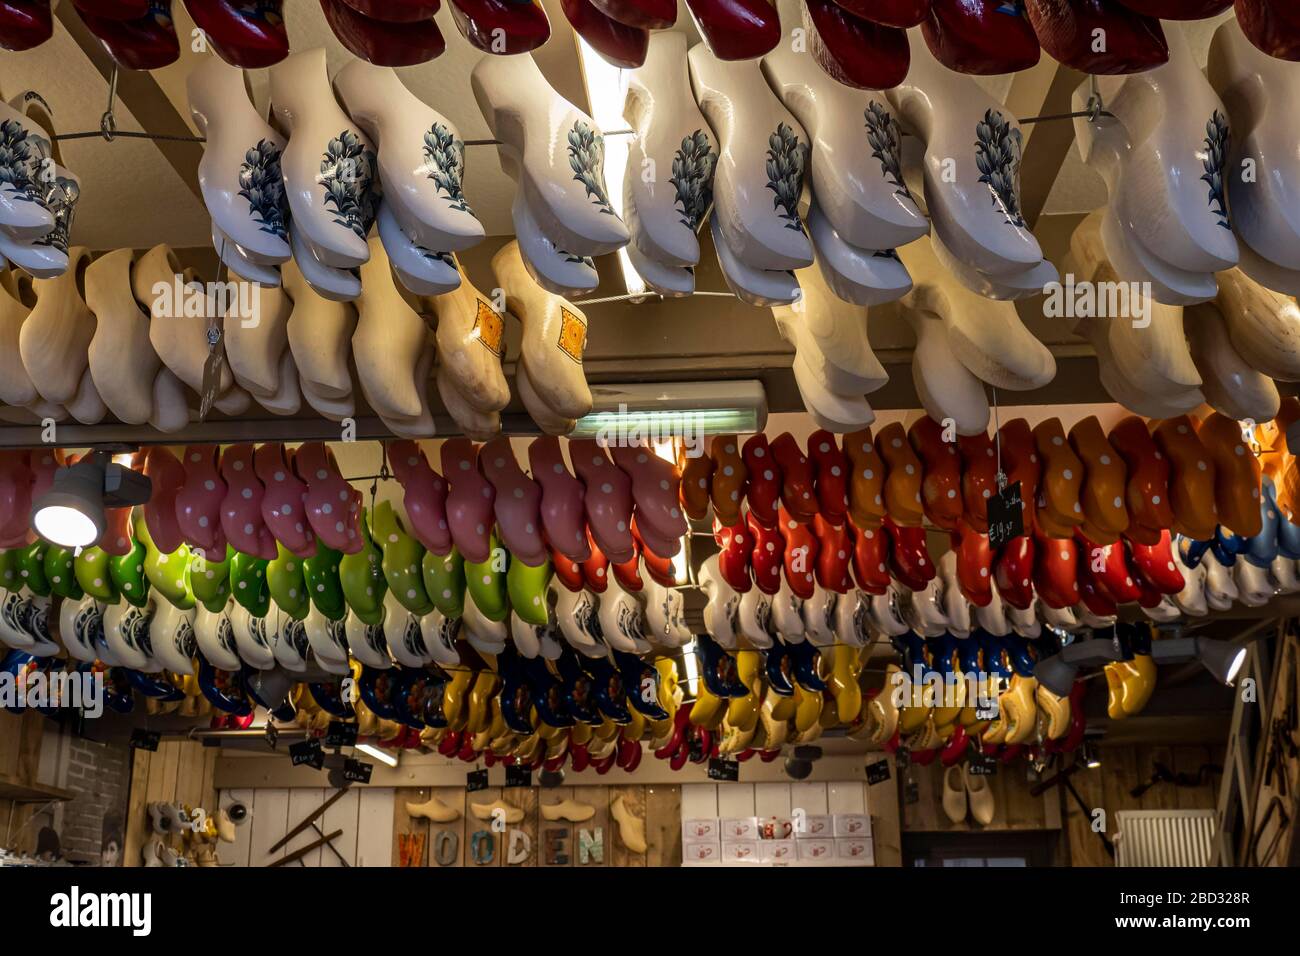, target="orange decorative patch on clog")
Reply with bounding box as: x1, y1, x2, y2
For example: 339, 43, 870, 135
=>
909, 415, 962, 530
1152, 416, 1218, 541
1197, 412, 1263, 537
1032, 418, 1083, 539
557, 307, 586, 363
877, 422, 923, 527
1108, 416, 1173, 545
1069, 416, 1129, 545
473, 298, 504, 356
843, 428, 886, 531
